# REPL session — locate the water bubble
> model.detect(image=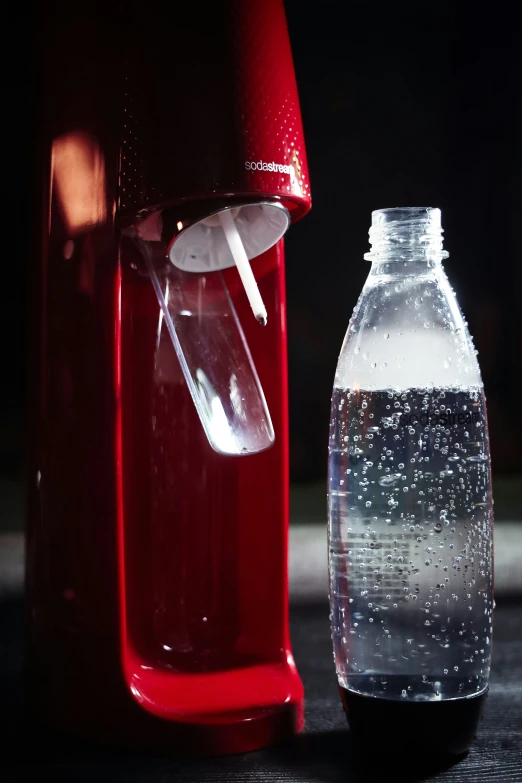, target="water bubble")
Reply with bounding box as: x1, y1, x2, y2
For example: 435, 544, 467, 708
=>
379, 473, 402, 487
